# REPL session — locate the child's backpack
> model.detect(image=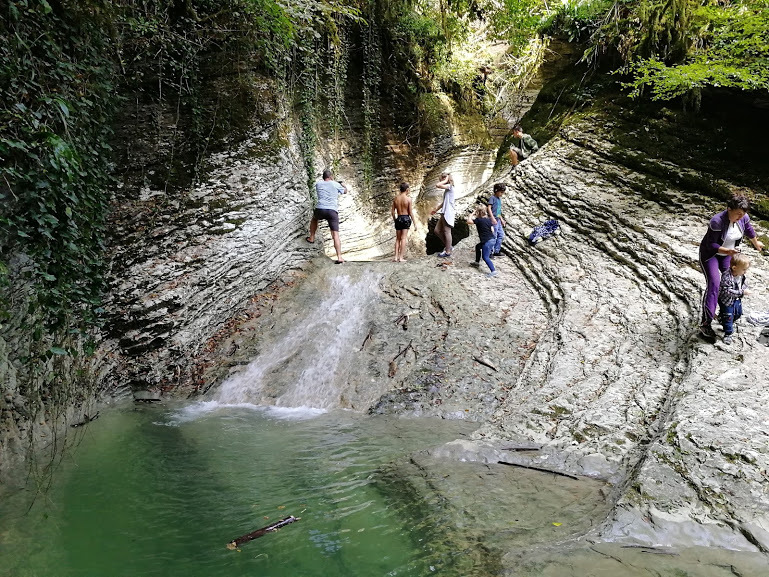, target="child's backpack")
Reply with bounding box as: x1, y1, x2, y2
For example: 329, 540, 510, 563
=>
528, 219, 560, 245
